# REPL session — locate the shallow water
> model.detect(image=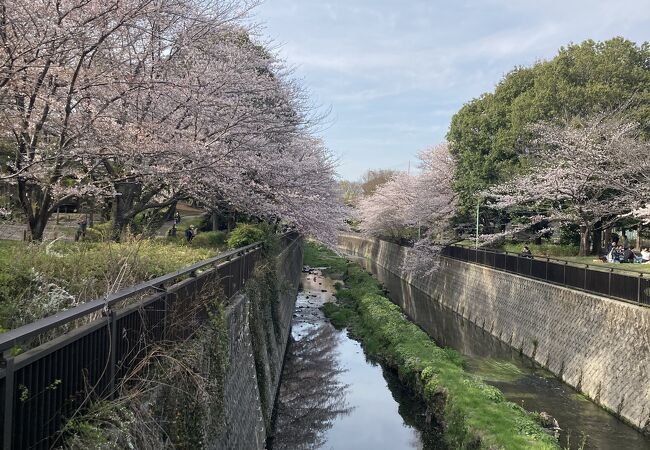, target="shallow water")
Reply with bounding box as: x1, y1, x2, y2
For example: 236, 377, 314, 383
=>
353, 256, 650, 450
269, 271, 442, 450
